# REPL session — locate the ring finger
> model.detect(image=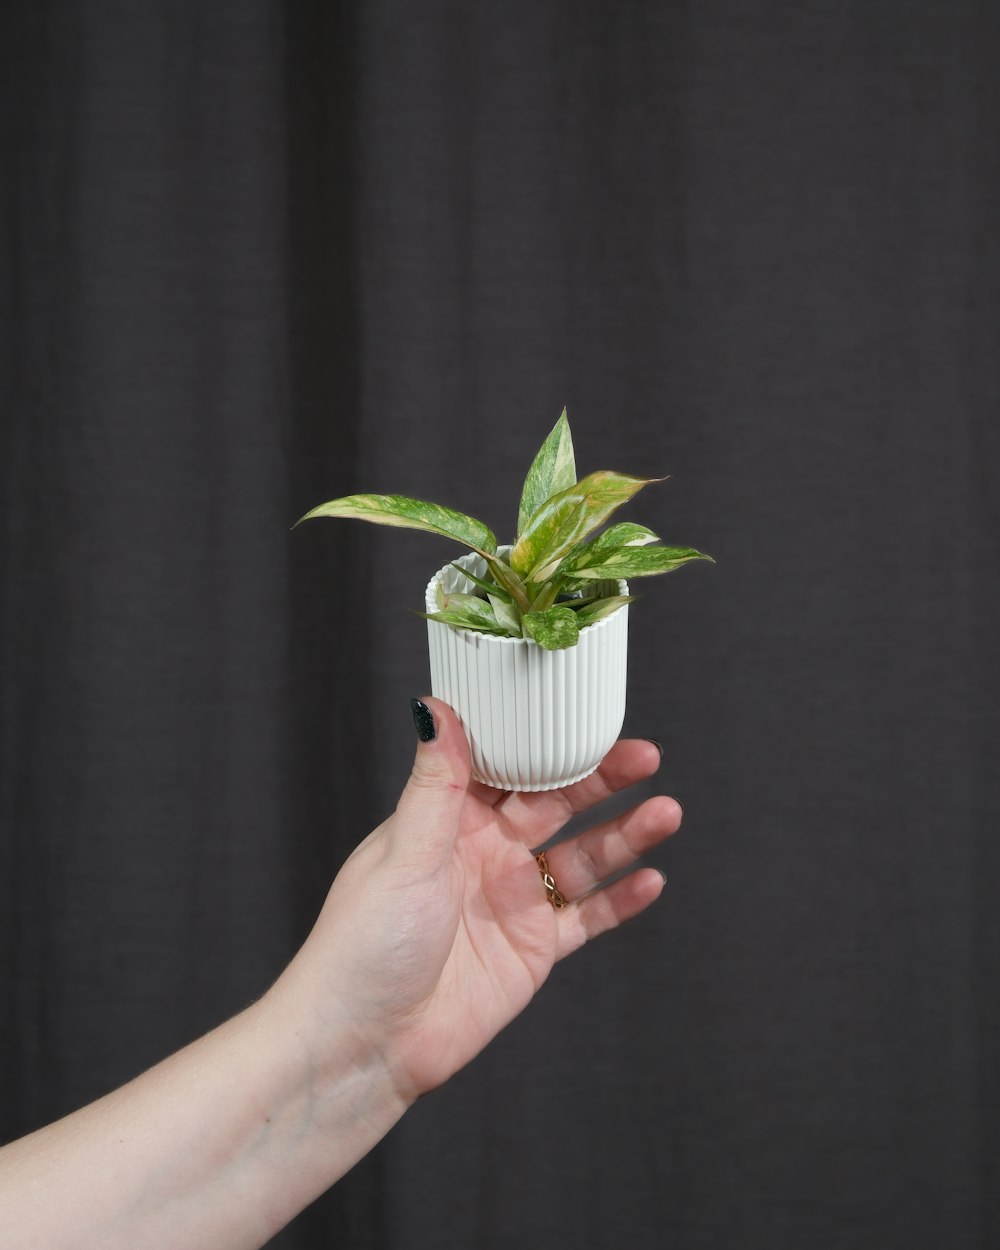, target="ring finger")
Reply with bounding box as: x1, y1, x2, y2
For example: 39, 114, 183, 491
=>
536, 794, 682, 903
